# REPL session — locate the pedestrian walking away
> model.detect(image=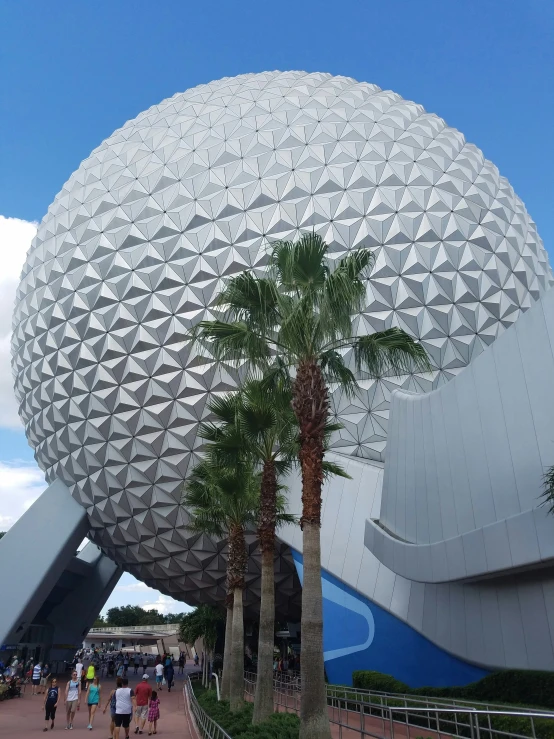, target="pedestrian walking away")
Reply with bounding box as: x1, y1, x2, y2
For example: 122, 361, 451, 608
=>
154, 662, 163, 690
133, 653, 140, 674
147, 690, 160, 736
133, 674, 152, 735
113, 677, 136, 739
40, 663, 51, 694
43, 677, 59, 732
165, 660, 174, 693
141, 654, 148, 672
86, 661, 95, 685
32, 661, 42, 695
65, 670, 81, 730
102, 676, 123, 739
75, 659, 84, 681
86, 676, 101, 730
